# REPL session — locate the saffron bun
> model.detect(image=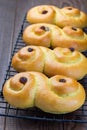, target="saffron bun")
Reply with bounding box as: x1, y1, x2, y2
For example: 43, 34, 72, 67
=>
12, 46, 87, 80
23, 23, 87, 52
26, 5, 87, 28
3, 71, 86, 114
